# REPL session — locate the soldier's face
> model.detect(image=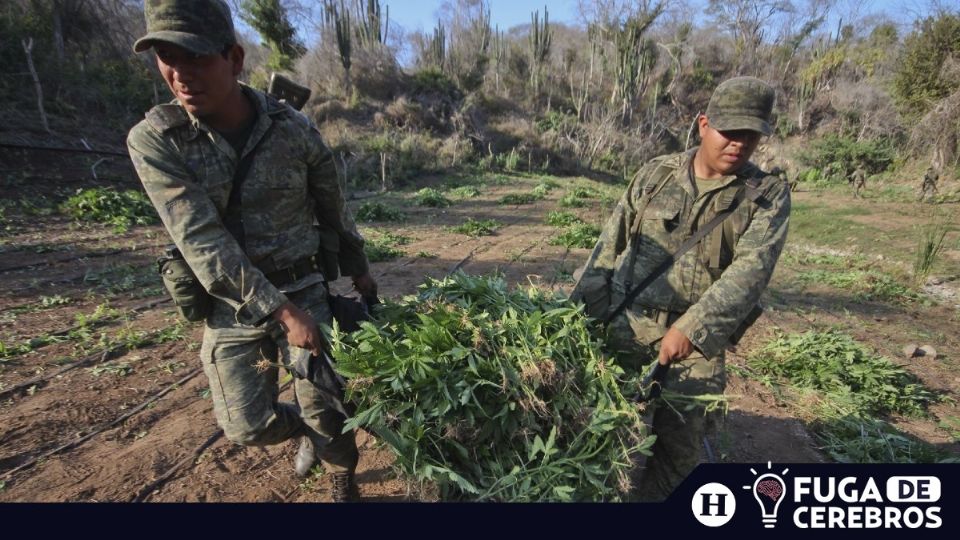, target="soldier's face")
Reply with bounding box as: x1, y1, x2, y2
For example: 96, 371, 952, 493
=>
154, 42, 243, 120
697, 116, 762, 176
